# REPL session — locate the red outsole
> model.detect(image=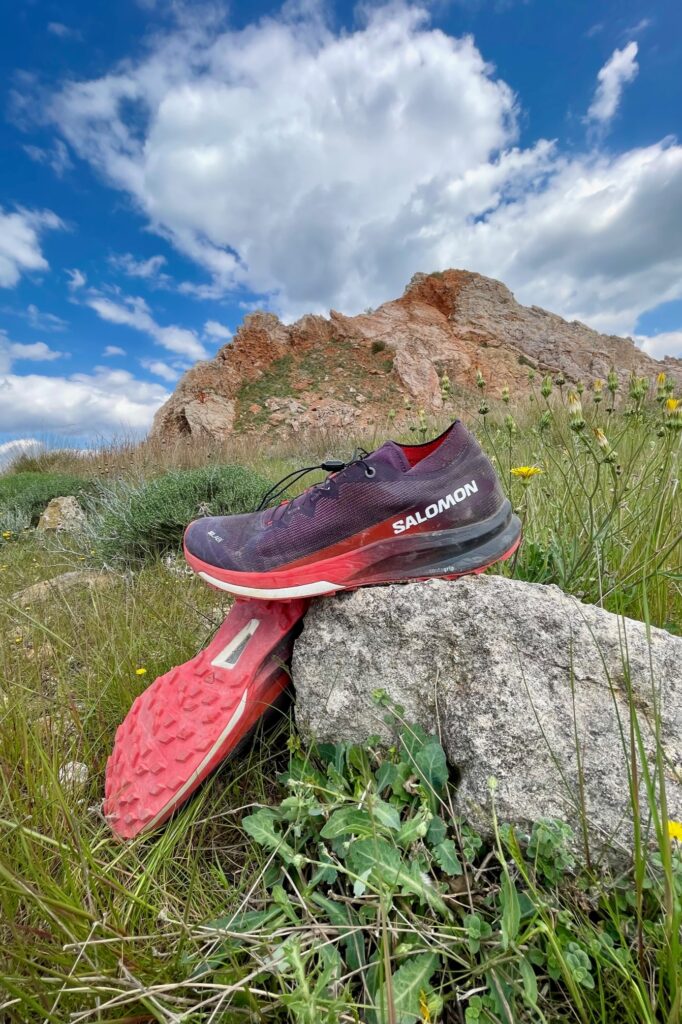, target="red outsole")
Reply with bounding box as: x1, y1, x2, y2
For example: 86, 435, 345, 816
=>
104, 598, 309, 839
